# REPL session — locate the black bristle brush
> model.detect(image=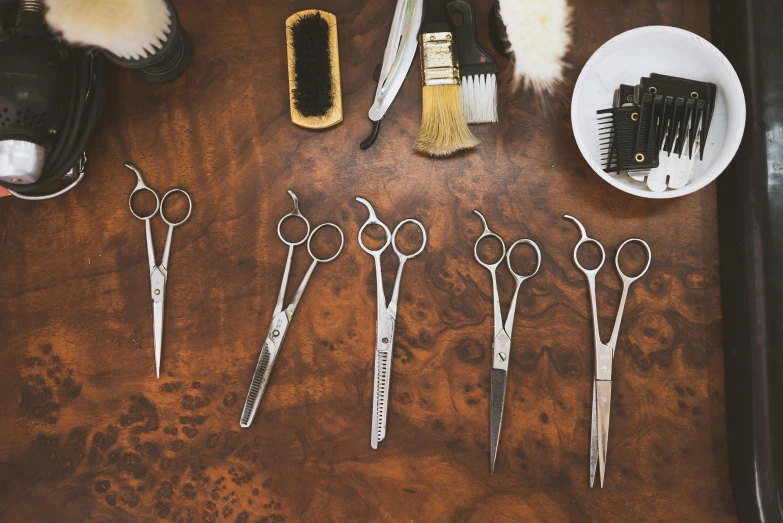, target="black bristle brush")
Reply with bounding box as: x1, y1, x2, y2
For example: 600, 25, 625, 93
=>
286, 10, 343, 129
